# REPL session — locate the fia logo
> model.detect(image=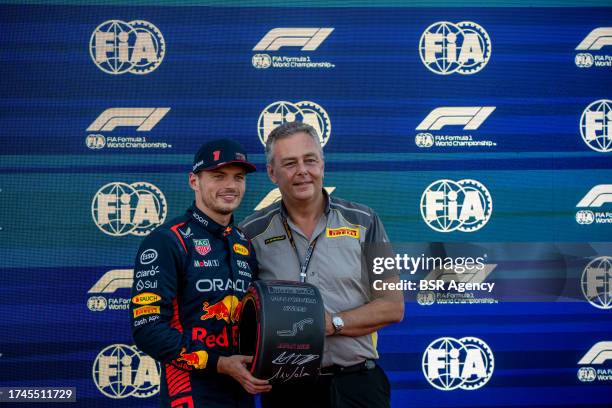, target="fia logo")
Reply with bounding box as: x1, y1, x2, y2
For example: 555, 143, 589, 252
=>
422, 337, 494, 390
581, 256, 612, 310
92, 344, 160, 398
90, 20, 165, 75
92, 182, 167, 236
419, 21, 491, 75
258, 101, 331, 147
420, 179, 493, 232
415, 133, 435, 148
580, 100, 612, 153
